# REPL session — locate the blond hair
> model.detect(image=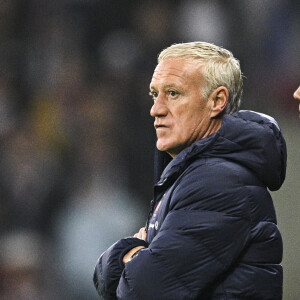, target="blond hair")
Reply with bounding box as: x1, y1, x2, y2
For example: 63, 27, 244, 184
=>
158, 42, 243, 114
